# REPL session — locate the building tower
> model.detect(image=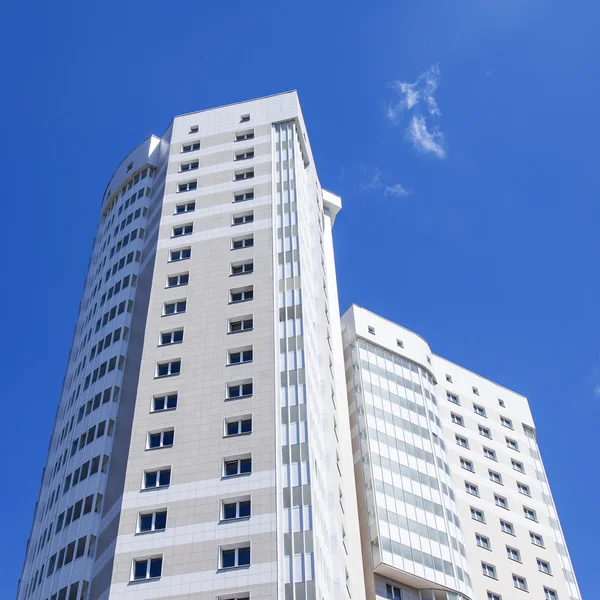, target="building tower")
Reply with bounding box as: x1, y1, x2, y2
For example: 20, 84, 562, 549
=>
18, 92, 366, 600
342, 305, 581, 600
